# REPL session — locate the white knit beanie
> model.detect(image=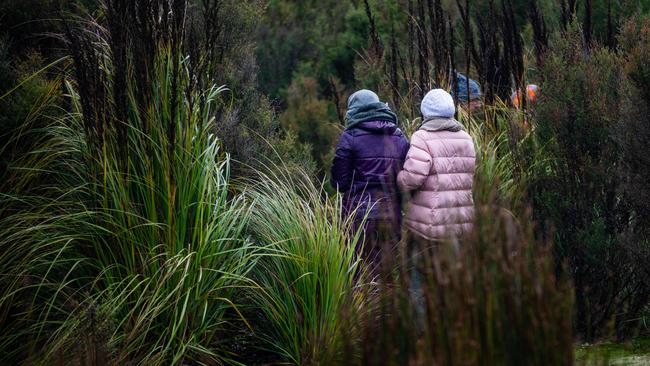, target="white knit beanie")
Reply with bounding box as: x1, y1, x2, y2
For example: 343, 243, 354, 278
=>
421, 89, 456, 119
